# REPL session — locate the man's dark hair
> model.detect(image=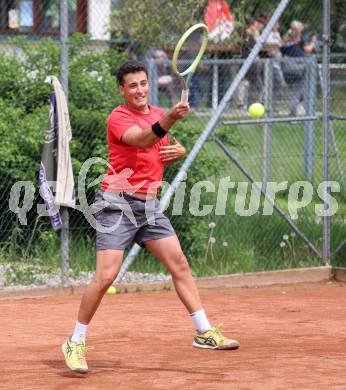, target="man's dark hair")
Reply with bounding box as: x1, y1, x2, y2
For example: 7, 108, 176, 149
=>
116, 60, 148, 85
